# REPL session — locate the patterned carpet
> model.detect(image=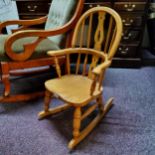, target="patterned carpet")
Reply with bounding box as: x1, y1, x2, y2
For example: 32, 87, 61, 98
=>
0, 67, 155, 155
